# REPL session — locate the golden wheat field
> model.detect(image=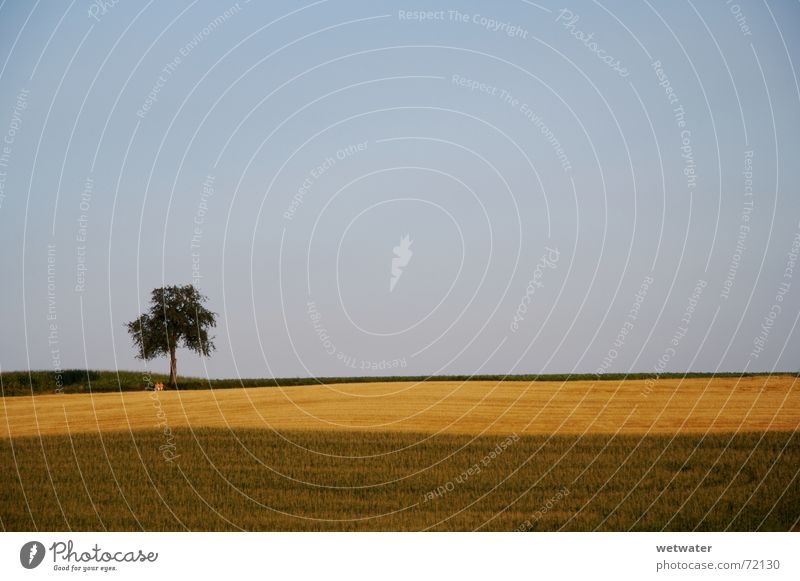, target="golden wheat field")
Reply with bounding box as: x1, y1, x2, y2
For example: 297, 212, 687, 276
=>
2, 375, 799, 531
2, 374, 797, 438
